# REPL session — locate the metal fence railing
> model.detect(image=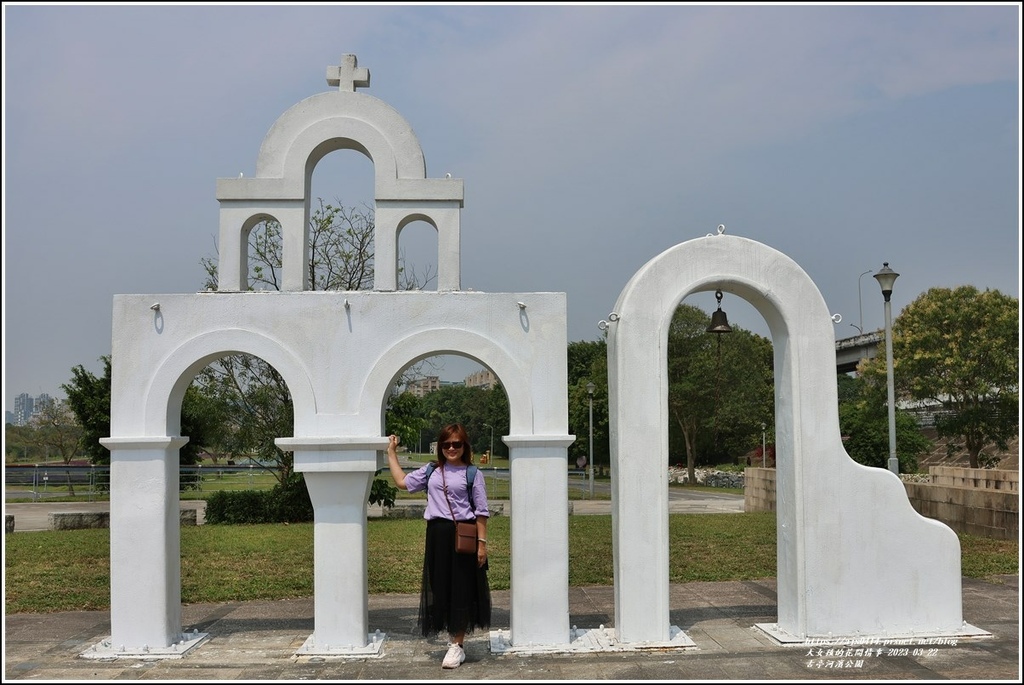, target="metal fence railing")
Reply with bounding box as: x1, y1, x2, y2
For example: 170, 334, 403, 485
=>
4, 464, 277, 501
5, 464, 600, 502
